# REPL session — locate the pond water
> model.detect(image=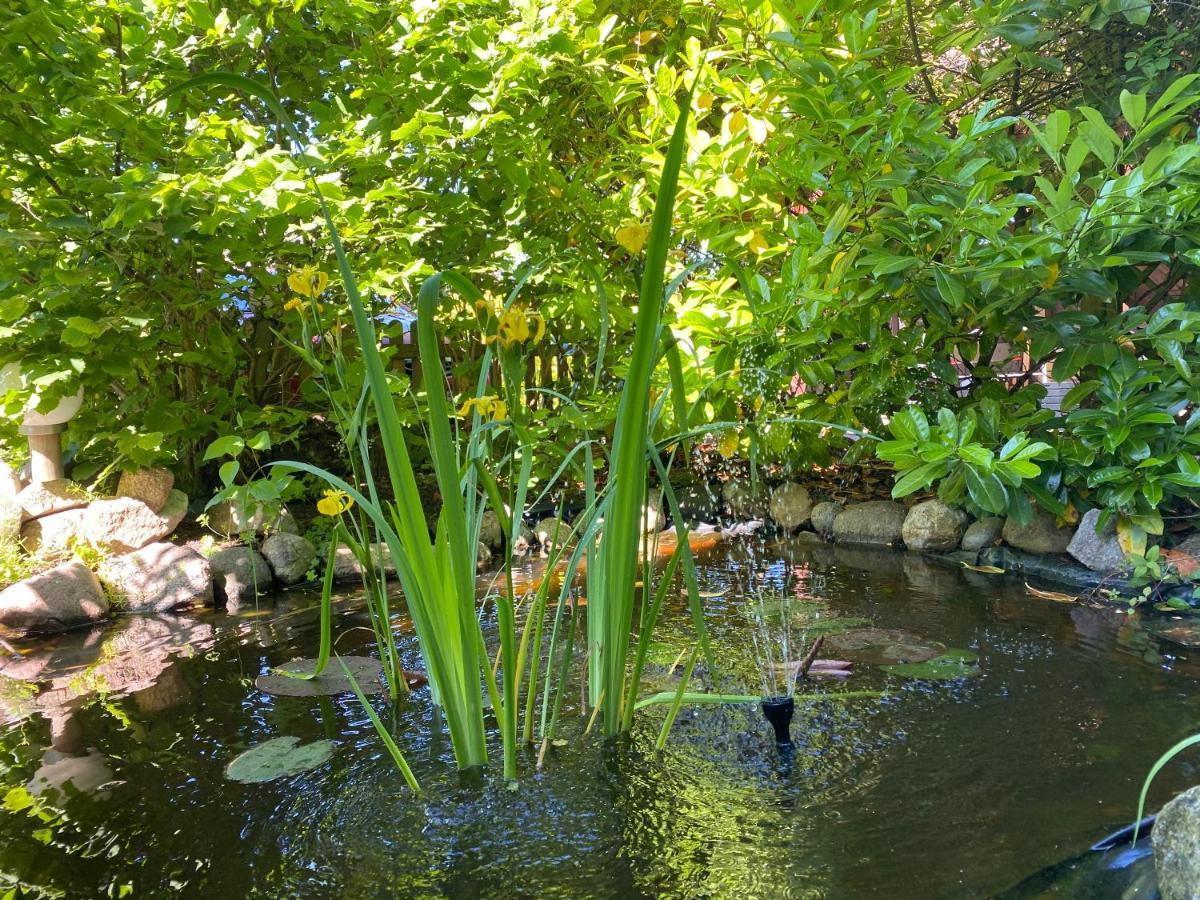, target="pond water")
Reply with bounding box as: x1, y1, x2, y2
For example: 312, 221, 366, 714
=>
2, 536, 1198, 899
